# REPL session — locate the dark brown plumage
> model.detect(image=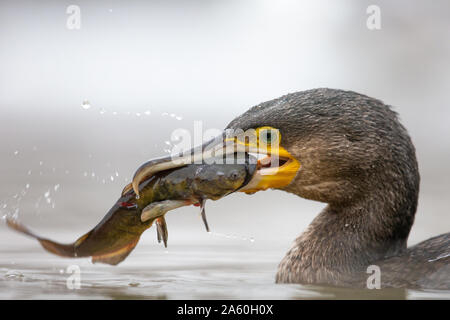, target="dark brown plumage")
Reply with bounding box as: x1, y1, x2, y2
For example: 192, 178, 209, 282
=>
227, 88, 449, 289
